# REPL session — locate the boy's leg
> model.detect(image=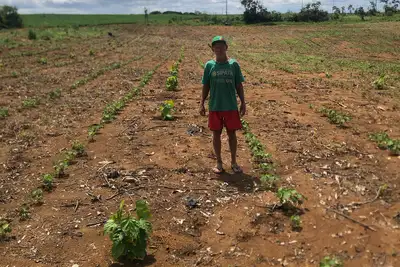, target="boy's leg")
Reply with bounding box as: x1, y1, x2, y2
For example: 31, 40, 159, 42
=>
227, 130, 242, 173
209, 112, 224, 173
224, 111, 243, 173
212, 130, 223, 173
227, 130, 237, 165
